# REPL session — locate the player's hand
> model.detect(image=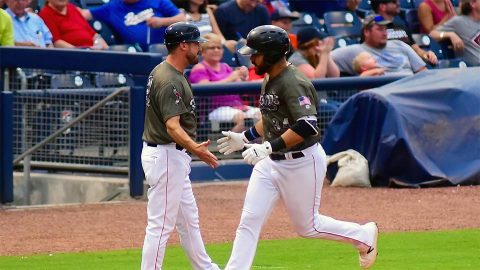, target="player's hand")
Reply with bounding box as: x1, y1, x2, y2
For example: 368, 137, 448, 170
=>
242, 142, 272, 165
217, 131, 248, 155
192, 140, 218, 168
